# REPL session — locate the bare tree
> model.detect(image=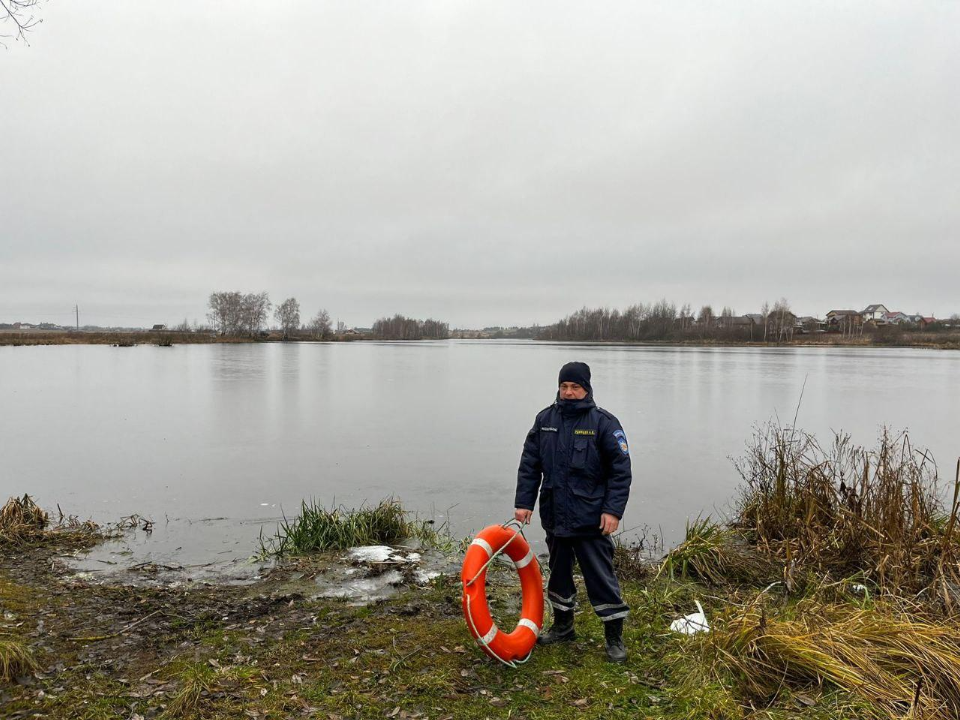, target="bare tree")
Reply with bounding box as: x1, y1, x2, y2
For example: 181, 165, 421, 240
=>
769, 297, 794, 343
372, 314, 450, 340
242, 292, 271, 336
309, 309, 332, 339
274, 297, 300, 340
208, 290, 271, 337
1, 0, 43, 45
760, 301, 771, 342
208, 291, 244, 336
